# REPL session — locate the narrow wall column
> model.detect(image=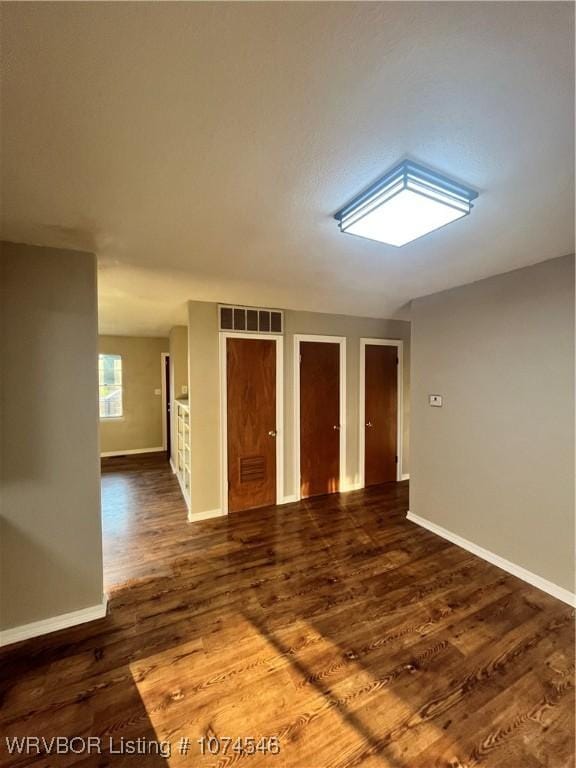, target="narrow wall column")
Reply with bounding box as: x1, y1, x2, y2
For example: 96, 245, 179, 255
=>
187, 302, 220, 514
0, 241, 105, 637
